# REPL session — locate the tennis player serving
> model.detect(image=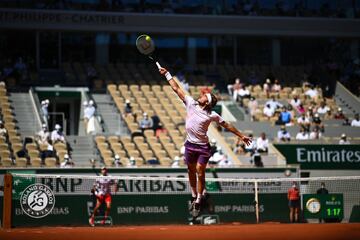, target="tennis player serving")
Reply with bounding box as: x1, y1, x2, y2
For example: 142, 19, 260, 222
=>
89, 167, 117, 226
159, 67, 252, 217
